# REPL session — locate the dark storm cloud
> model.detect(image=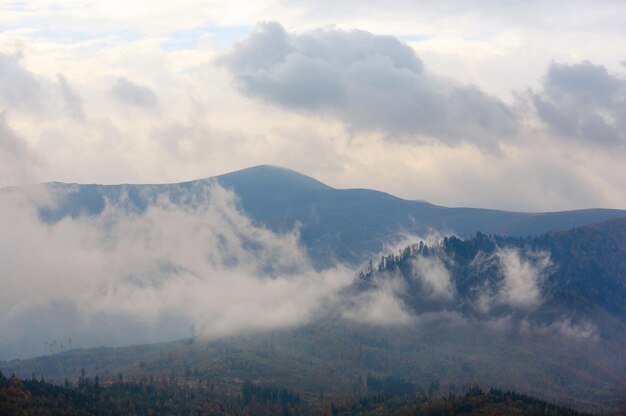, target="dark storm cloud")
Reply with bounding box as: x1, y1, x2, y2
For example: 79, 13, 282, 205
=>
221, 22, 517, 149
0, 52, 44, 111
110, 77, 159, 110
532, 61, 626, 147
